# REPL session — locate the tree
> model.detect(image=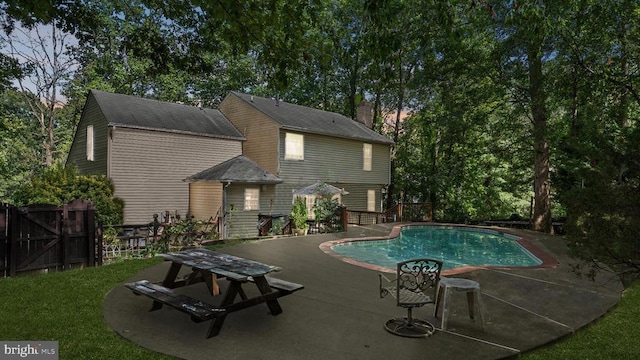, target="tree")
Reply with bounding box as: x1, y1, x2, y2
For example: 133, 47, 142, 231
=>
488, 1, 557, 232
553, 0, 640, 284
0, 89, 40, 202
0, 20, 76, 167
